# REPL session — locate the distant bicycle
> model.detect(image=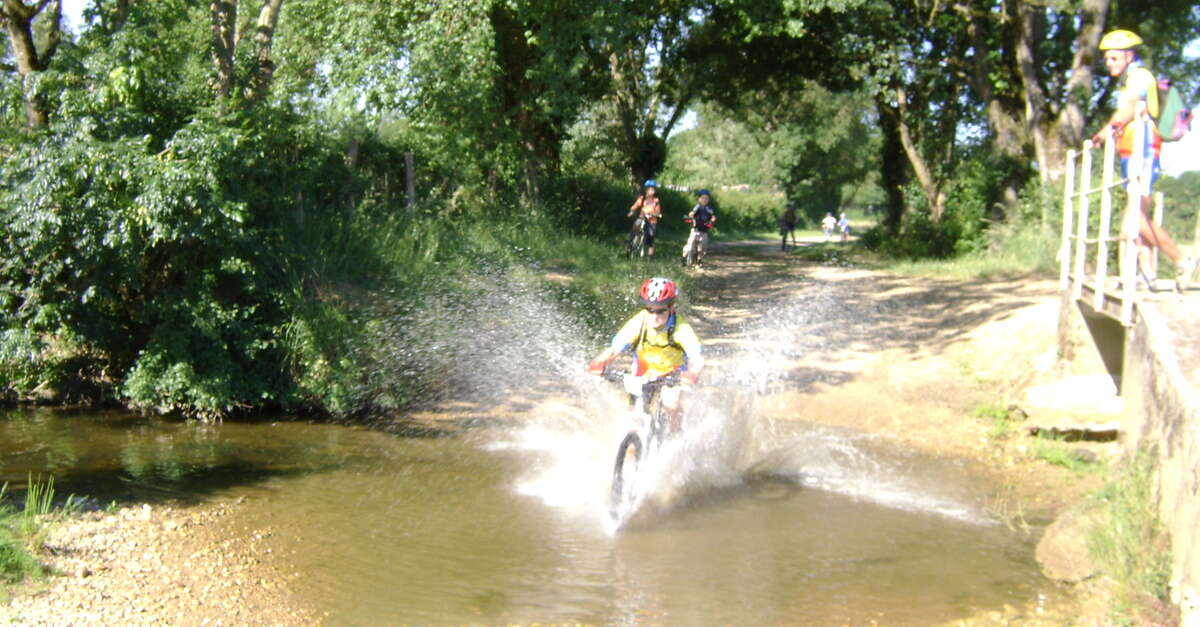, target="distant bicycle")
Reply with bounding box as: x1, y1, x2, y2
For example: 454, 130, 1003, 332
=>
625, 216, 648, 259
682, 217, 705, 267
603, 368, 679, 519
